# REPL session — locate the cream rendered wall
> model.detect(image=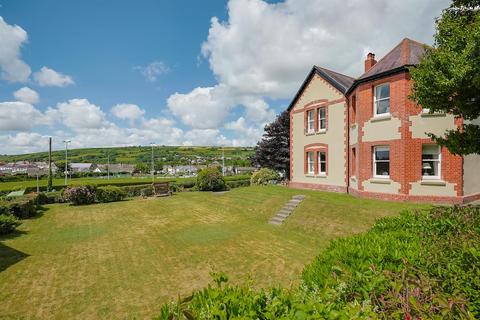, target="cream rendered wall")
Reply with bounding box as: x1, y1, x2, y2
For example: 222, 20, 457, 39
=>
409, 181, 457, 197
362, 116, 401, 142
463, 117, 480, 195
349, 124, 358, 145
293, 74, 342, 110
291, 75, 346, 187
363, 179, 401, 194
409, 114, 456, 139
